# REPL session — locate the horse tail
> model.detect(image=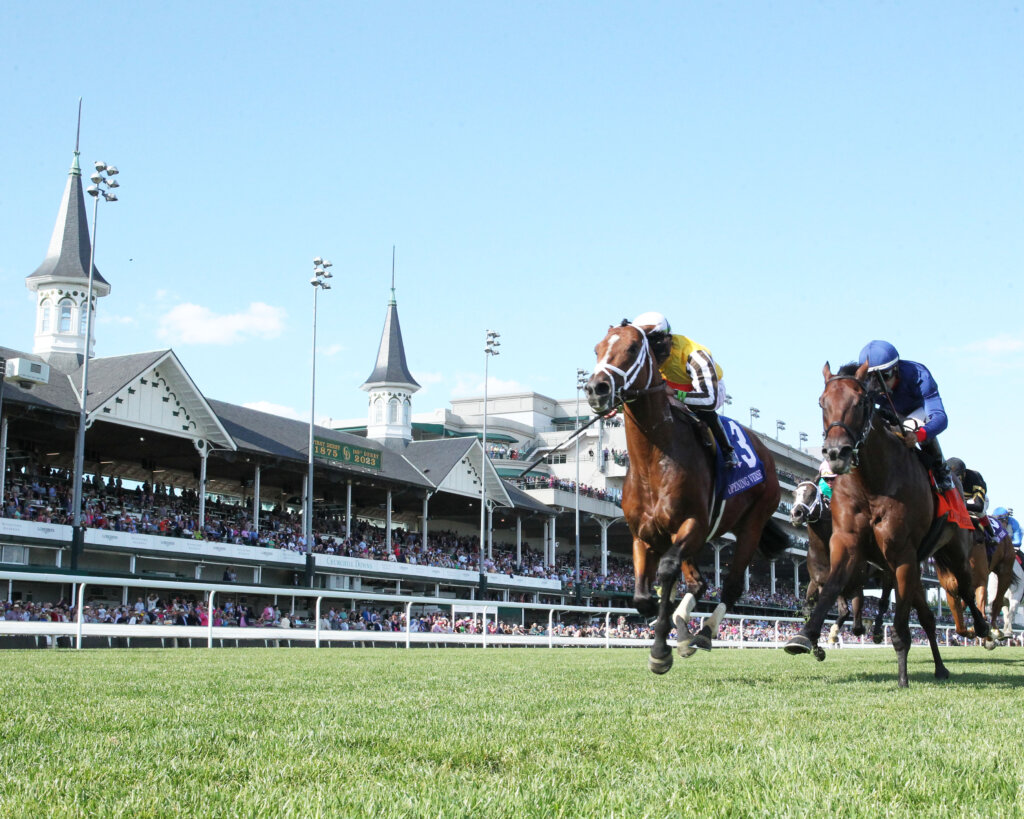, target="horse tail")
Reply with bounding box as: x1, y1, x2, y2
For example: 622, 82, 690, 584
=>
757, 519, 791, 559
